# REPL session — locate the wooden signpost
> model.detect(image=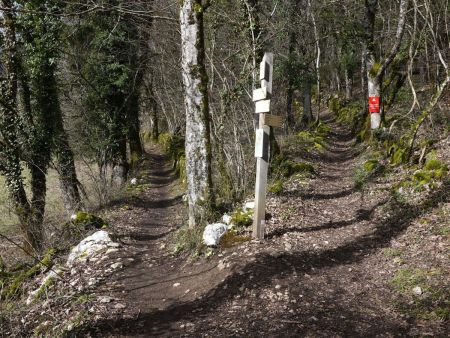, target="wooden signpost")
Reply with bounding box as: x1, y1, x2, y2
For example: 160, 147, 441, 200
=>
252, 52, 280, 239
